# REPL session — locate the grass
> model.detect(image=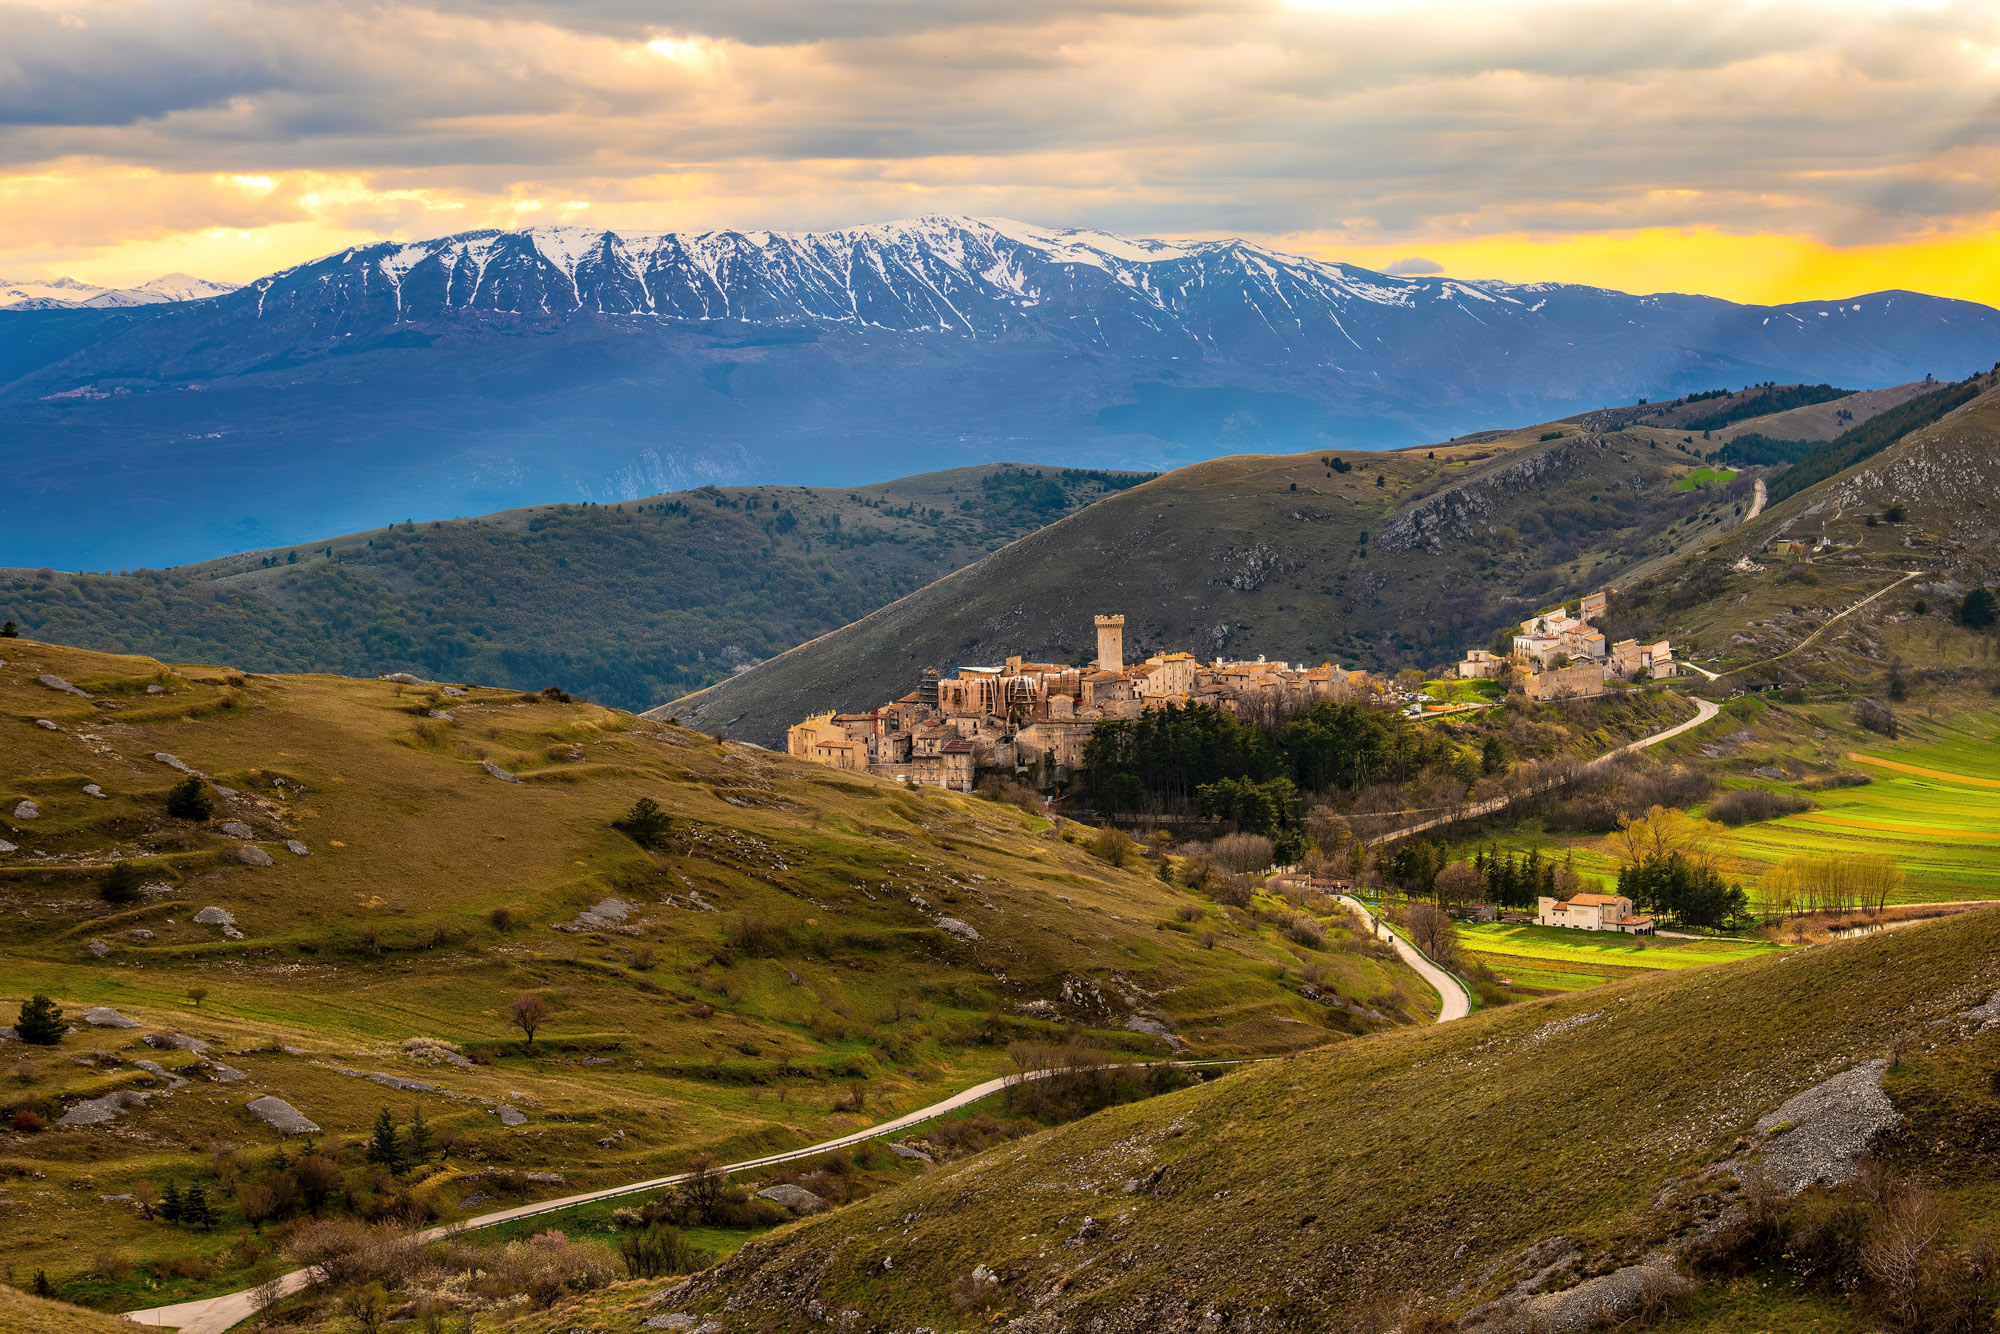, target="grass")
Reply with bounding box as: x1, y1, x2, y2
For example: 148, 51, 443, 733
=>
1674, 467, 1739, 491
1457, 922, 1778, 973
646, 907, 2000, 1331
0, 638, 1426, 1311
